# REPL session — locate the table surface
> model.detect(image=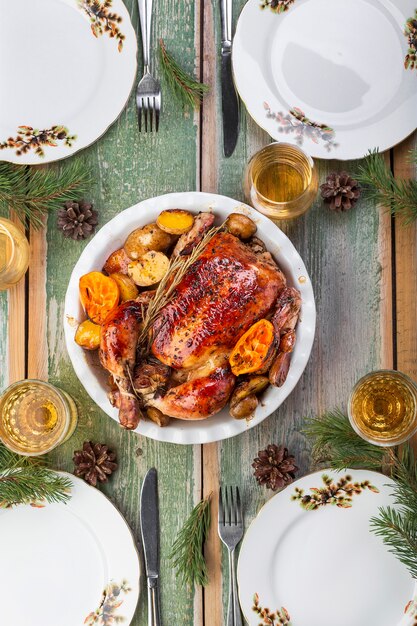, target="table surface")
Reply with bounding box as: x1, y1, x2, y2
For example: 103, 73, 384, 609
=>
1, 1, 417, 624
